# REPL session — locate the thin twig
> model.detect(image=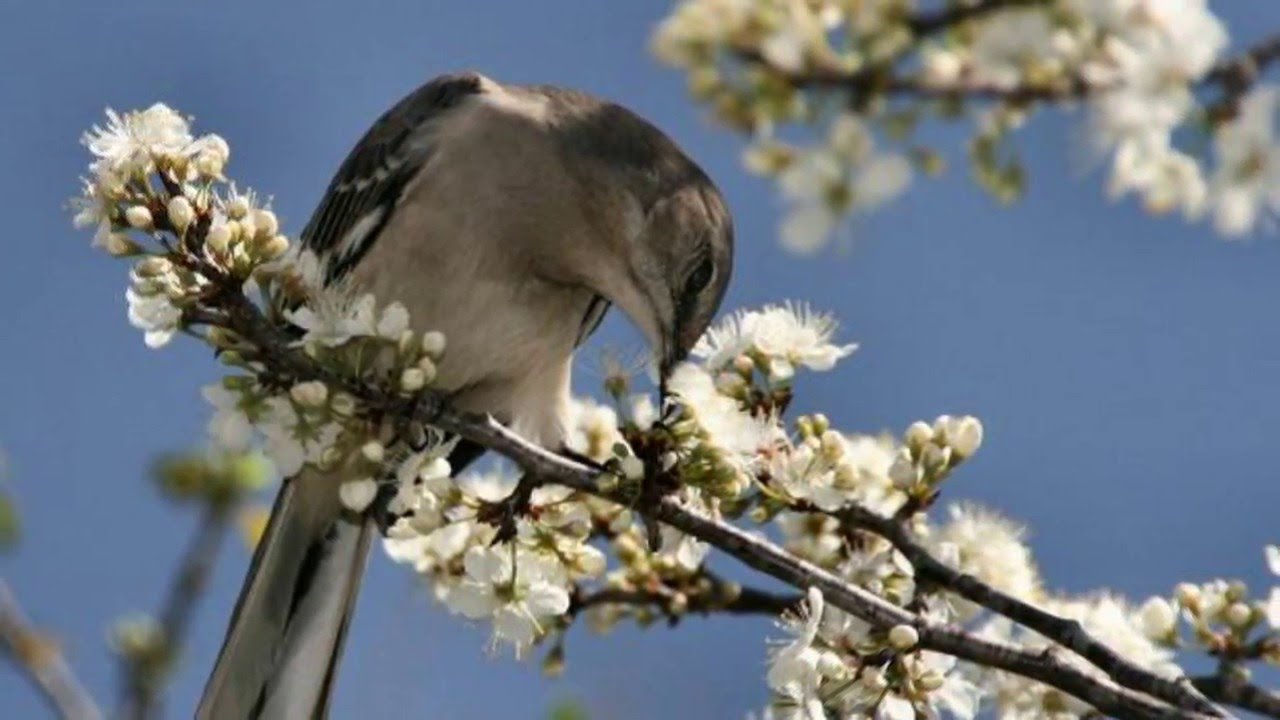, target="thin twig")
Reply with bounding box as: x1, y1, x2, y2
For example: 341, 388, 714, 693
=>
906, 0, 1048, 38
0, 581, 102, 720
118, 504, 234, 720
1205, 33, 1280, 120
571, 579, 798, 619
1192, 672, 1280, 719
